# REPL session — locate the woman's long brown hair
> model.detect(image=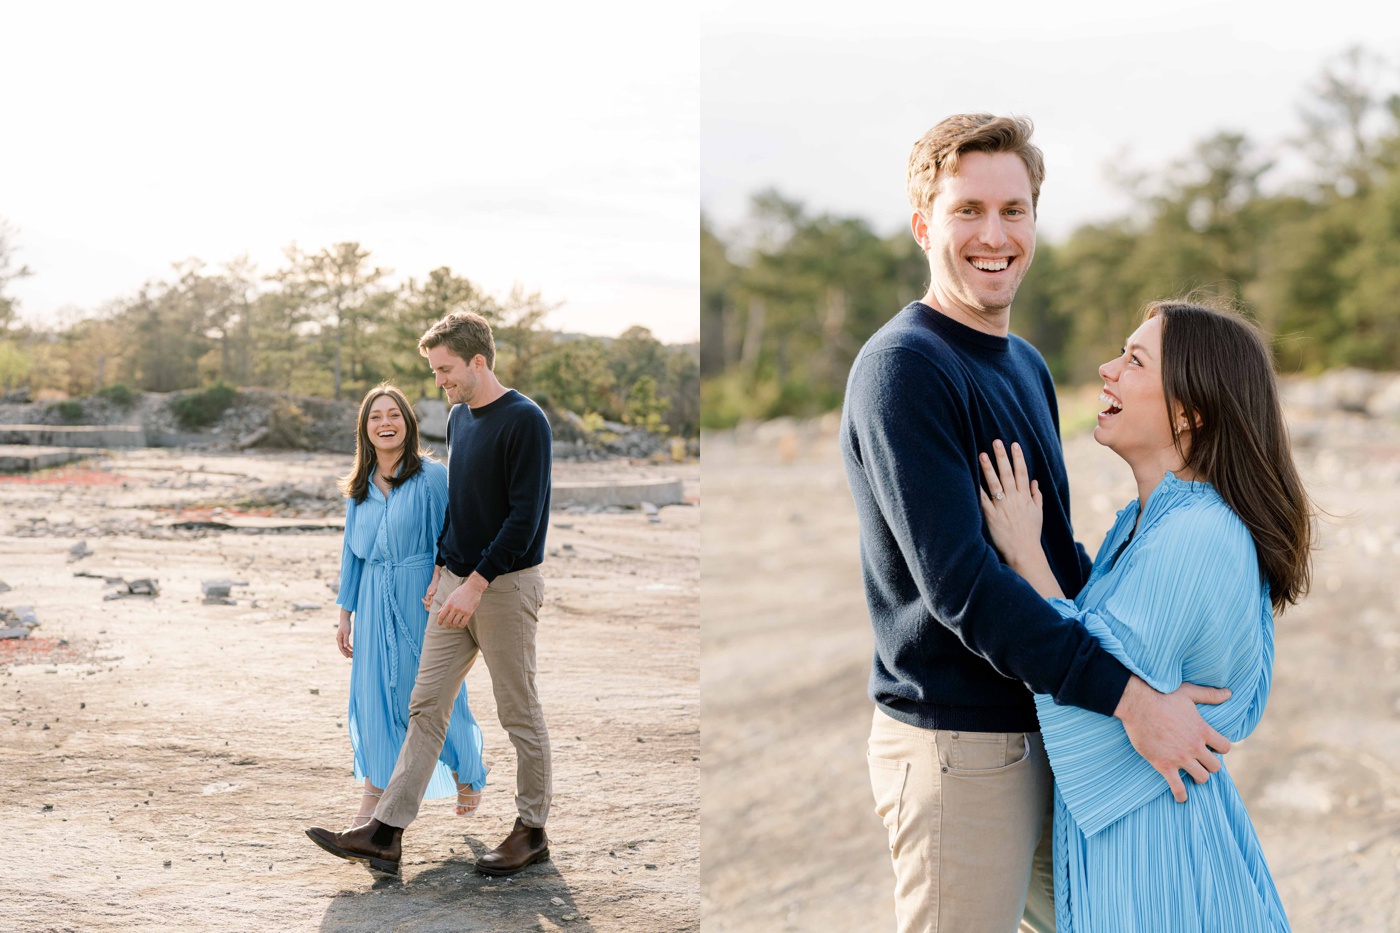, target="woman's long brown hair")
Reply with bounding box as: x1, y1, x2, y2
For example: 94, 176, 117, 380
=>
338, 383, 425, 504
1148, 299, 1313, 611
